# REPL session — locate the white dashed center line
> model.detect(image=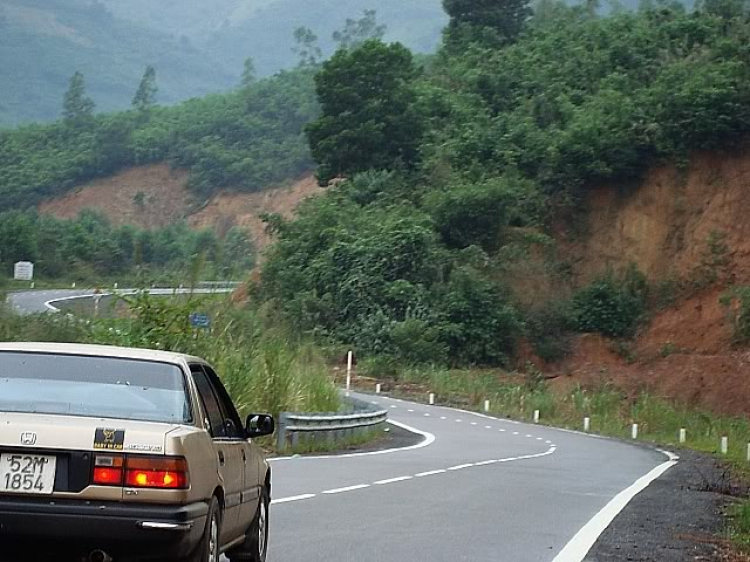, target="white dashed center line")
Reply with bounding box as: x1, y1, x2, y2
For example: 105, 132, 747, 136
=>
323, 484, 370, 495
416, 469, 447, 477
374, 476, 414, 485
271, 494, 316, 504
